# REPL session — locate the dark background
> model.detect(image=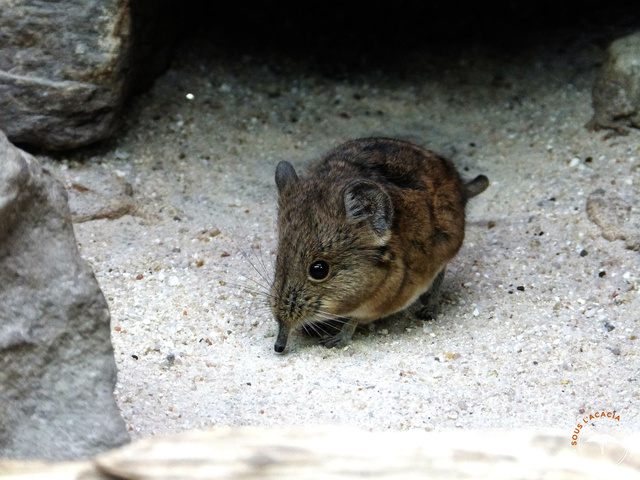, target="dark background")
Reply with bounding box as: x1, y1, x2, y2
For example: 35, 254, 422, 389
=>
186, 2, 639, 58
